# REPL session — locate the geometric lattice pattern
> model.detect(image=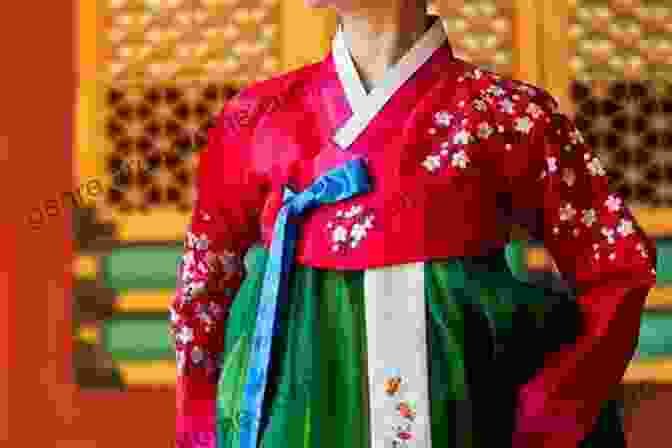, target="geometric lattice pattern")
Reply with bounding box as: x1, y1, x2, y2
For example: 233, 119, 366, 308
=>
430, 0, 514, 75
103, 83, 238, 213
571, 80, 672, 208
101, 0, 281, 85
571, 0, 672, 82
